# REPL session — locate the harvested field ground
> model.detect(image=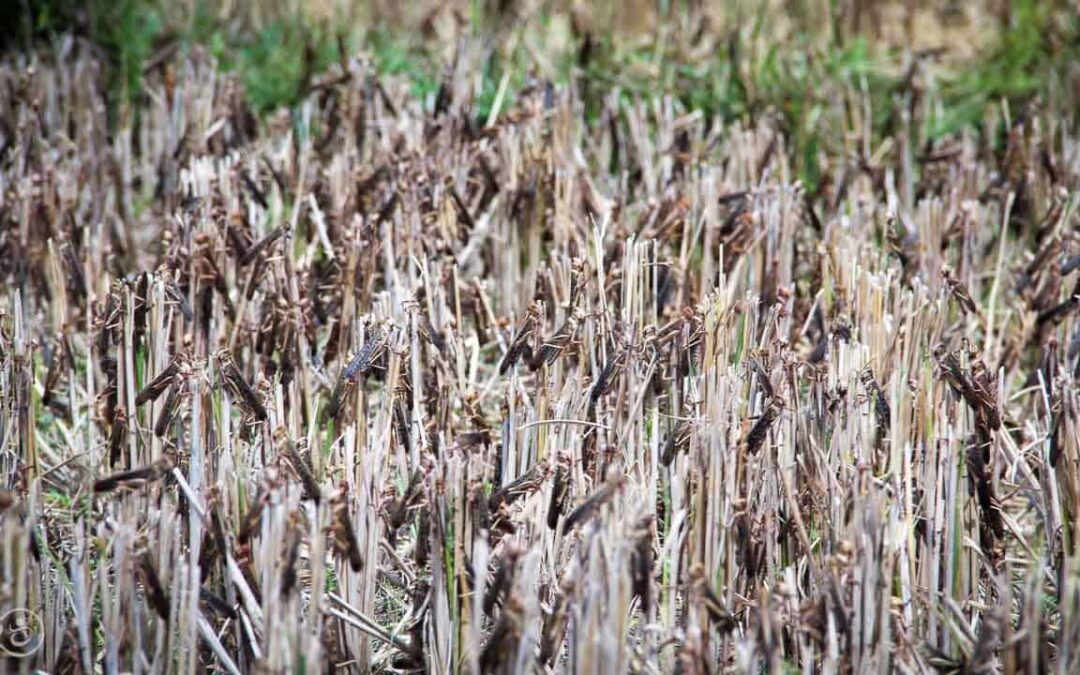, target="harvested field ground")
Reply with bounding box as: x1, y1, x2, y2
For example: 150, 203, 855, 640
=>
2, 3, 1080, 673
